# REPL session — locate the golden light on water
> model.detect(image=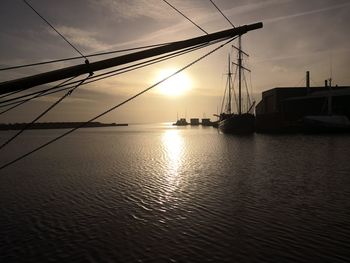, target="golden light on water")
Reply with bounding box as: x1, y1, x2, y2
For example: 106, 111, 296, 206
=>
155, 68, 192, 97
162, 129, 184, 175
161, 129, 185, 197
